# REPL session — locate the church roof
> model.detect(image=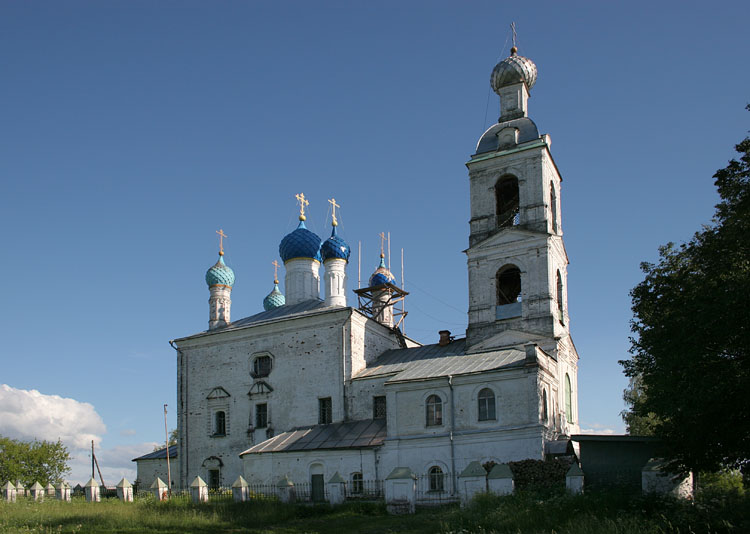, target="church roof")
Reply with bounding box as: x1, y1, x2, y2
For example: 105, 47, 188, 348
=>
475, 117, 540, 155
230, 299, 328, 328
239, 419, 386, 456
353, 339, 526, 383
132, 444, 177, 462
